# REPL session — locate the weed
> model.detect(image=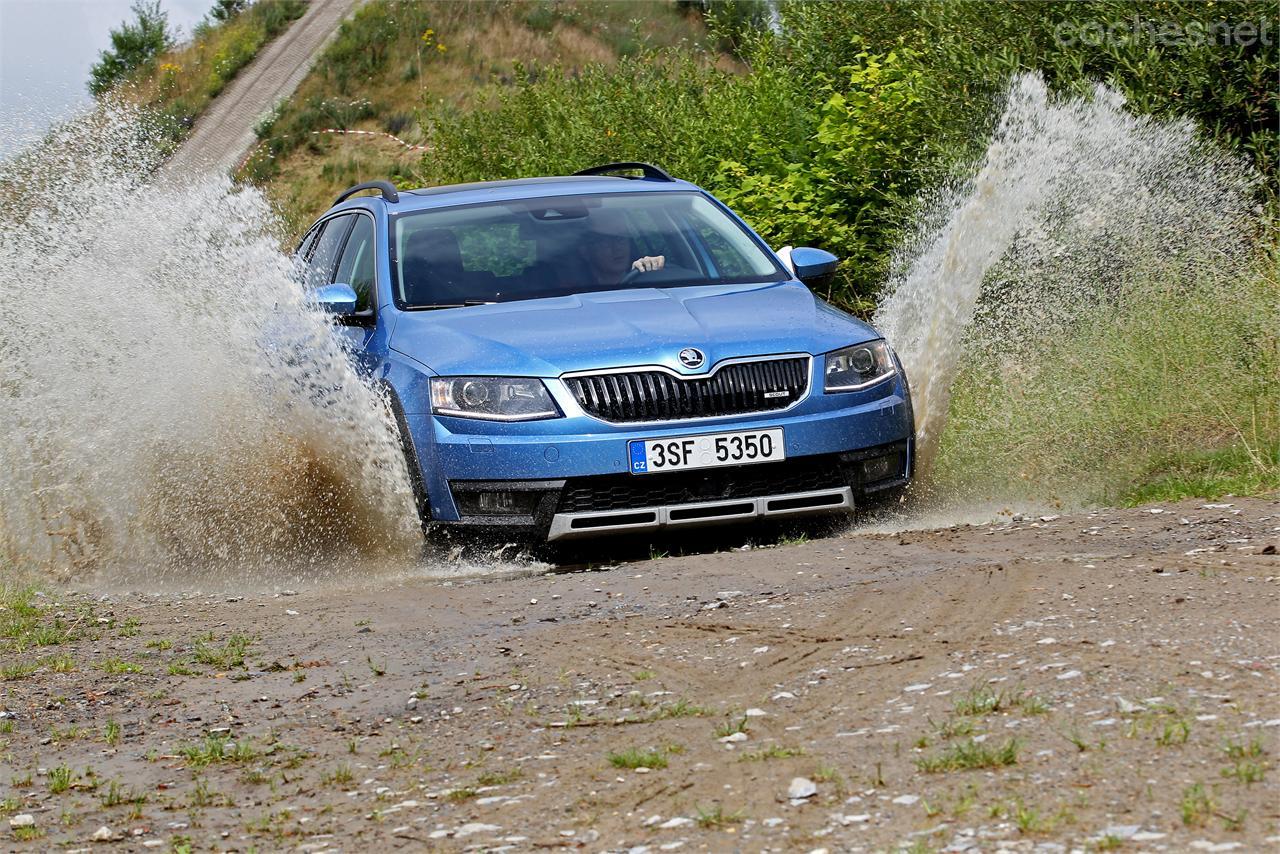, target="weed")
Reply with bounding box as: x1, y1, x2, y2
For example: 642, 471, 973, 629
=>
934, 717, 976, 739
632, 669, 654, 681
954, 686, 1011, 716
47, 765, 74, 794
607, 747, 668, 770
178, 734, 257, 767
167, 660, 198, 676
117, 617, 141, 638
653, 698, 711, 720
739, 744, 805, 762
0, 720, 13, 734
320, 764, 354, 787
1012, 800, 1049, 834
13, 826, 43, 842
100, 658, 142, 675
1156, 718, 1192, 746
191, 776, 218, 808
1222, 759, 1266, 783
1095, 834, 1125, 850
44, 653, 74, 673
648, 546, 669, 560
916, 737, 1020, 773
100, 779, 145, 808
714, 715, 749, 738
1223, 736, 1265, 760
1063, 729, 1091, 752
193, 633, 252, 670
146, 638, 173, 651
1, 661, 37, 680
104, 720, 121, 747
1180, 783, 1214, 827
695, 803, 744, 828
1220, 808, 1248, 832
476, 767, 523, 786
366, 656, 386, 676
445, 786, 478, 802
1017, 693, 1050, 715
